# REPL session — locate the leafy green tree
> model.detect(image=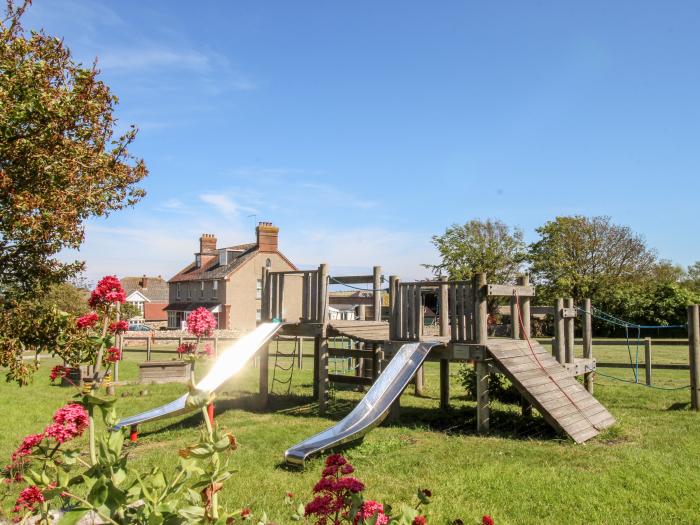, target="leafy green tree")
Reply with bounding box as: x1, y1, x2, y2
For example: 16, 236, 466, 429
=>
529, 216, 657, 304
426, 219, 527, 283
0, 1, 146, 300
683, 261, 700, 293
